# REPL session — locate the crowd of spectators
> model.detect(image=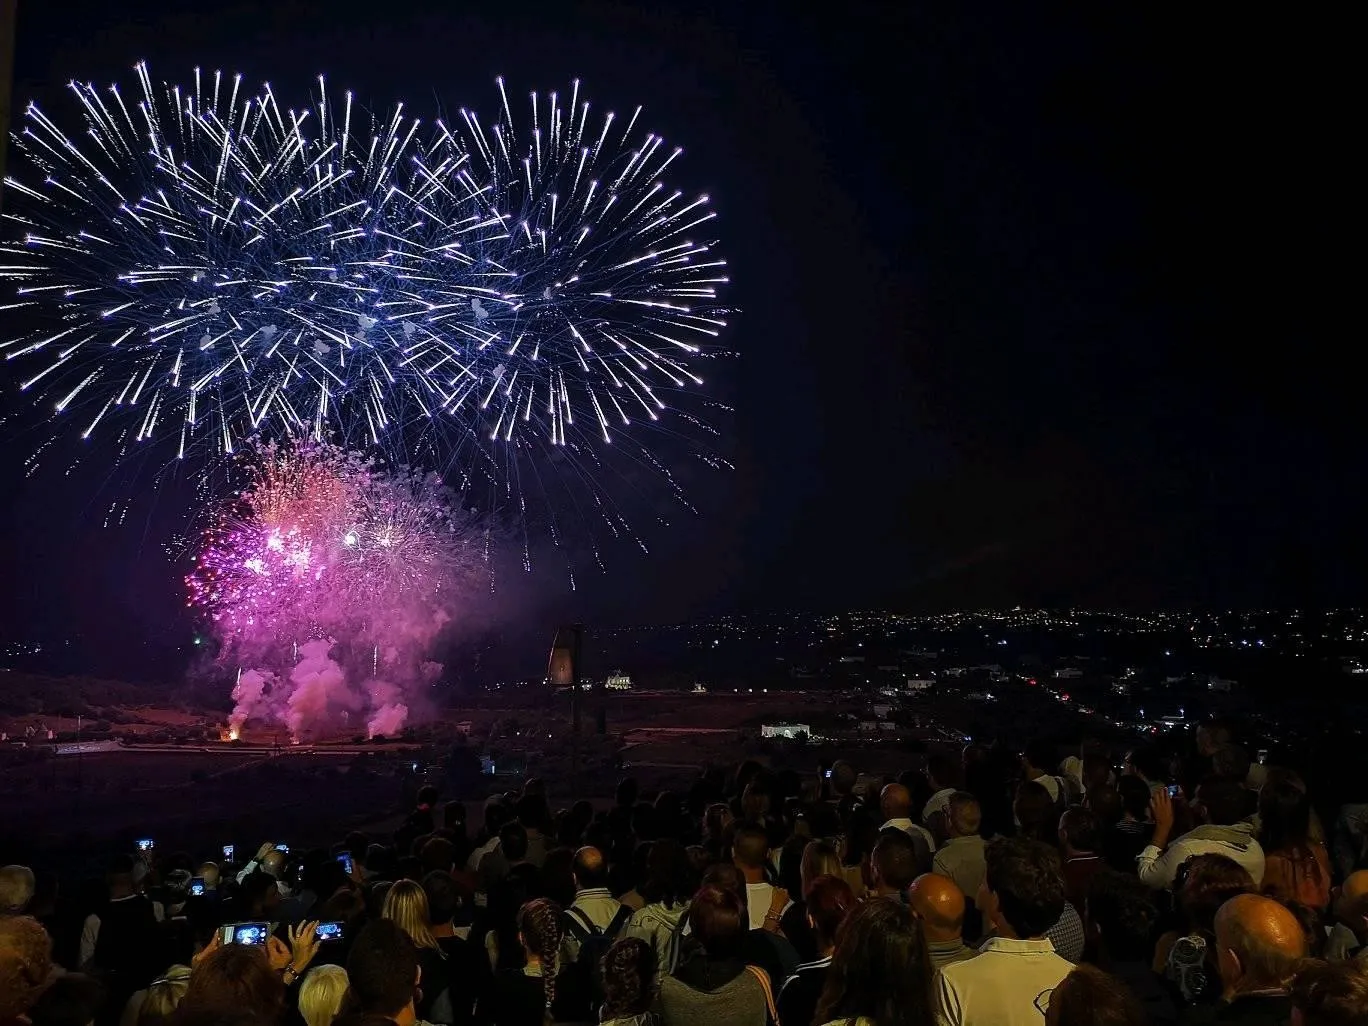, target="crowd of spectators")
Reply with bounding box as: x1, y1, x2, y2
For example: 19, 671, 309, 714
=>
3, 720, 1368, 1025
